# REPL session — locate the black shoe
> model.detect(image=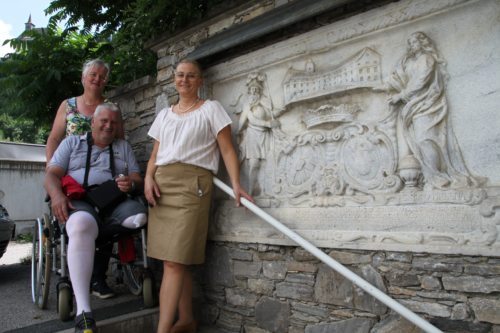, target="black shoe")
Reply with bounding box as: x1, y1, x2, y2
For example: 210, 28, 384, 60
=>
91, 280, 115, 299
75, 311, 96, 333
